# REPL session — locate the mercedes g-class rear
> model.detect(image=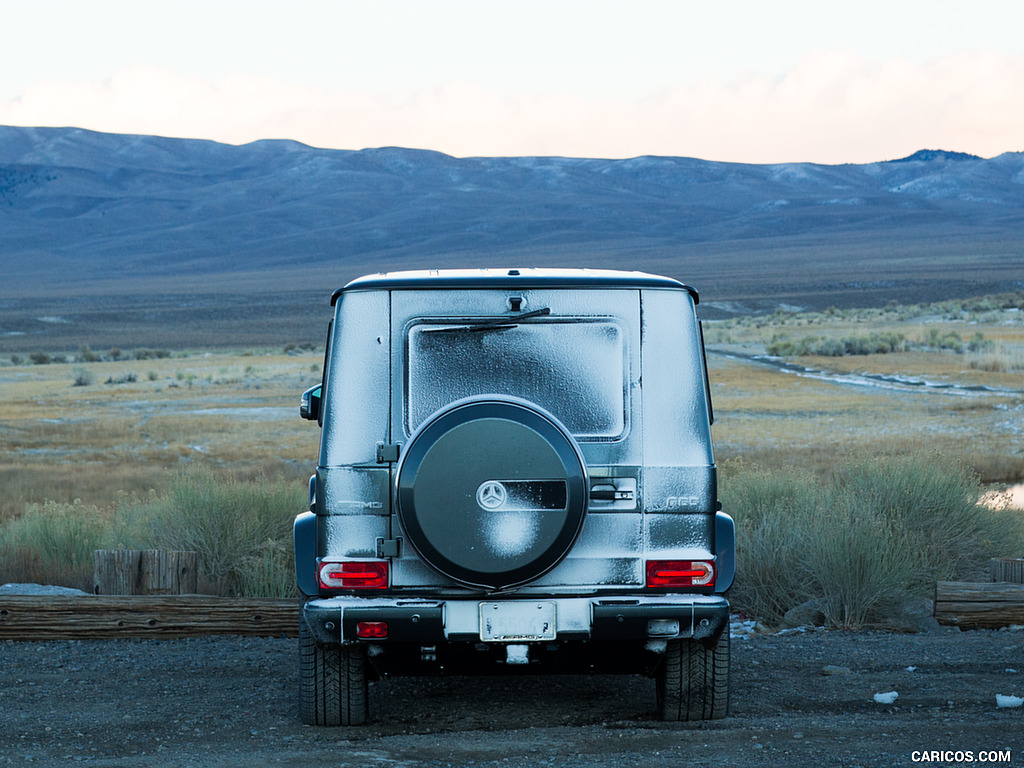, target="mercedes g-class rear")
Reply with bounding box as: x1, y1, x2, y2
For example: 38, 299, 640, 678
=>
295, 268, 734, 725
